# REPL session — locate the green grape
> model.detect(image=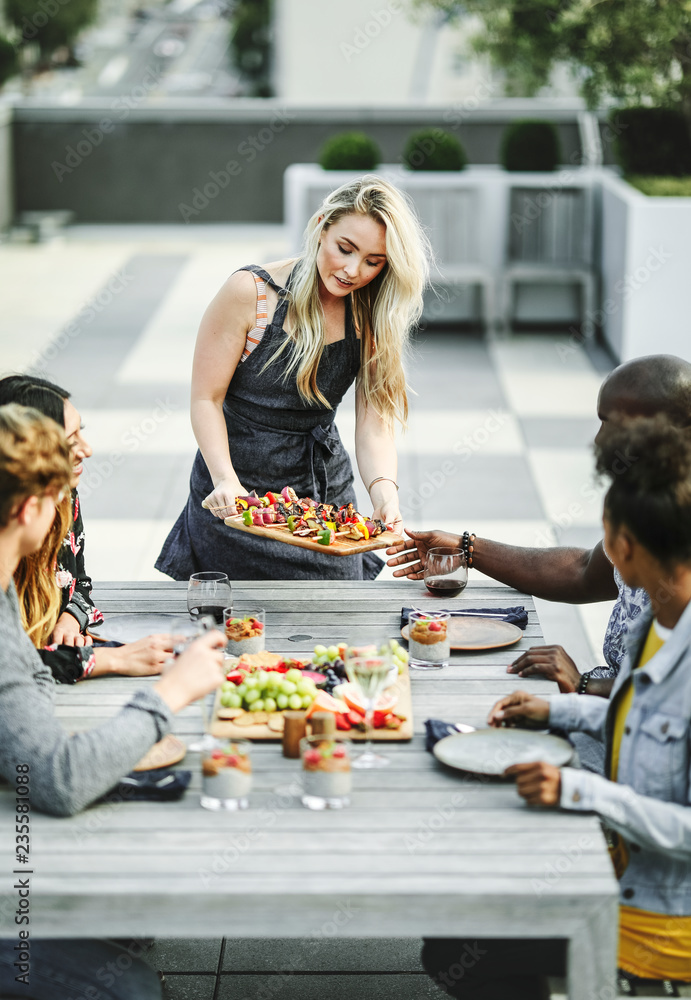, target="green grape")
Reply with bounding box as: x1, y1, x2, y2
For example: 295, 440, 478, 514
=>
265, 671, 281, 689
221, 680, 235, 692
285, 668, 302, 684
296, 680, 313, 697
326, 645, 339, 659
263, 697, 277, 713
236, 683, 248, 698
280, 680, 297, 696
313, 644, 327, 657
245, 689, 260, 705
252, 699, 265, 713
288, 693, 303, 710
220, 691, 236, 707
300, 694, 313, 709
276, 693, 289, 710
244, 676, 258, 690
254, 670, 268, 688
